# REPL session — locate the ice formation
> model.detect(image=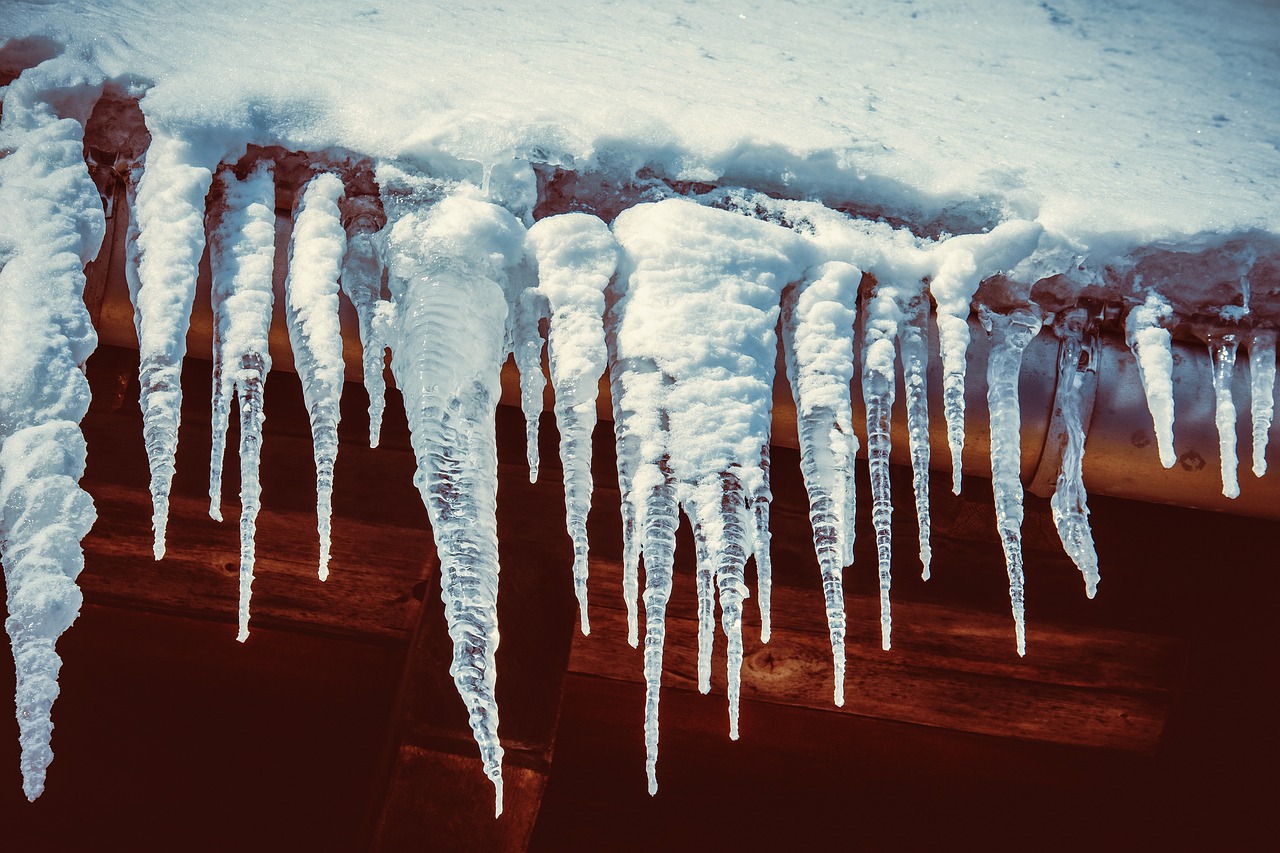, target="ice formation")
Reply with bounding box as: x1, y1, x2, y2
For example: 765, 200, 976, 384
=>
1250, 330, 1277, 477
1207, 332, 1242, 498
284, 172, 348, 580
862, 280, 902, 650
339, 202, 390, 447
1049, 308, 1100, 597
1126, 292, 1178, 469
206, 161, 277, 642
900, 293, 933, 581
